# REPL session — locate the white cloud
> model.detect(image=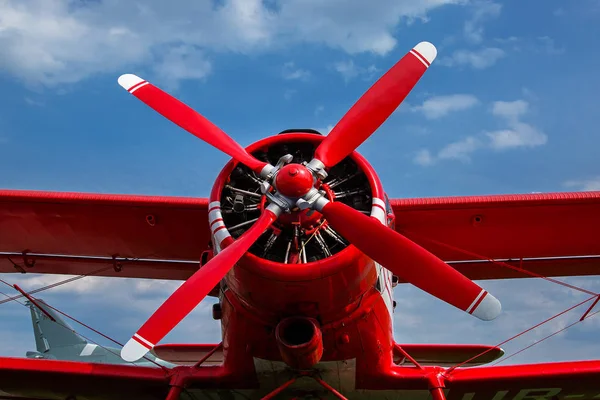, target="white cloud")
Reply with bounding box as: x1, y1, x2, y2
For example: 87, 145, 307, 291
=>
486, 122, 547, 150
439, 47, 505, 69
0, 0, 463, 87
564, 177, 600, 191
152, 45, 212, 90
414, 149, 434, 166
333, 60, 378, 82
414, 99, 546, 166
416, 136, 481, 166
463, 1, 502, 44
493, 36, 565, 56
276, 0, 466, 55
411, 94, 479, 119
438, 136, 481, 161
492, 99, 529, 120
486, 100, 547, 150
316, 124, 334, 135
282, 62, 311, 81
